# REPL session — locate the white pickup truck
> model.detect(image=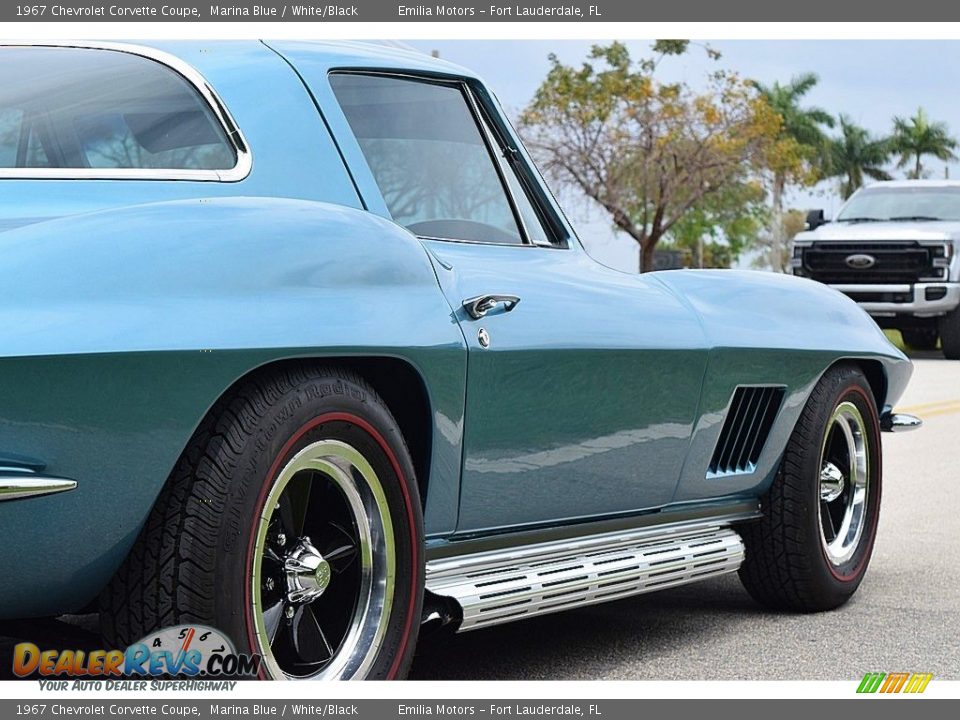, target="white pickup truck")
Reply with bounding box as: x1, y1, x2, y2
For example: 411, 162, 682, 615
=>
792, 180, 960, 359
